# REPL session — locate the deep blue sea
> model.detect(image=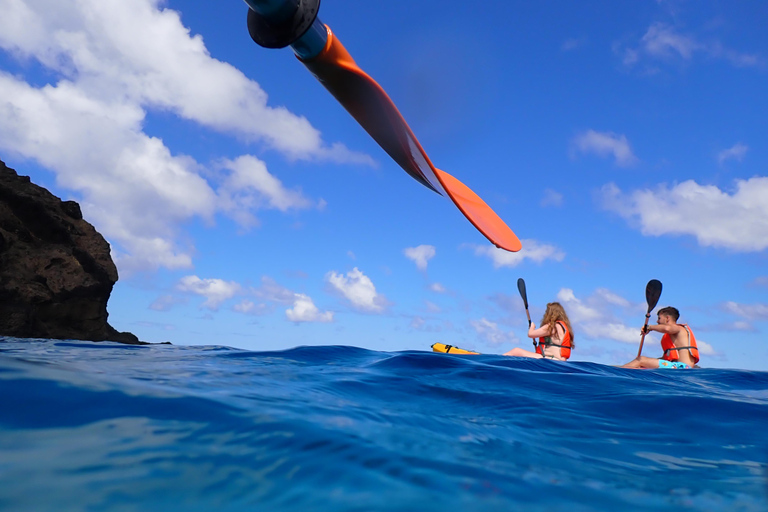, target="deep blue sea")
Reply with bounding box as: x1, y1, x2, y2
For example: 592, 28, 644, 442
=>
1, 337, 767, 511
